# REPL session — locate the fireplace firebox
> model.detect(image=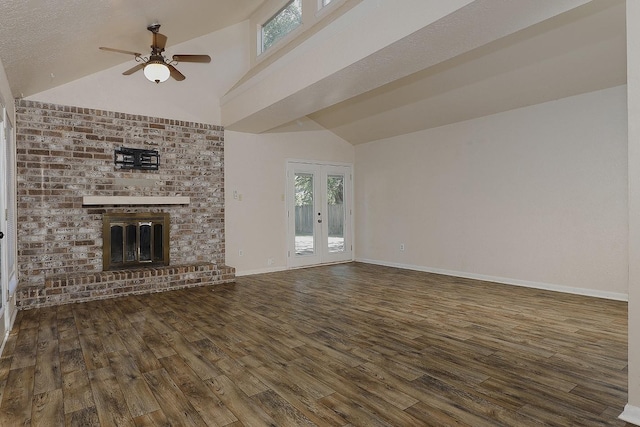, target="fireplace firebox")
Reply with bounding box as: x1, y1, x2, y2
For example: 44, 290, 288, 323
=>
103, 212, 170, 270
